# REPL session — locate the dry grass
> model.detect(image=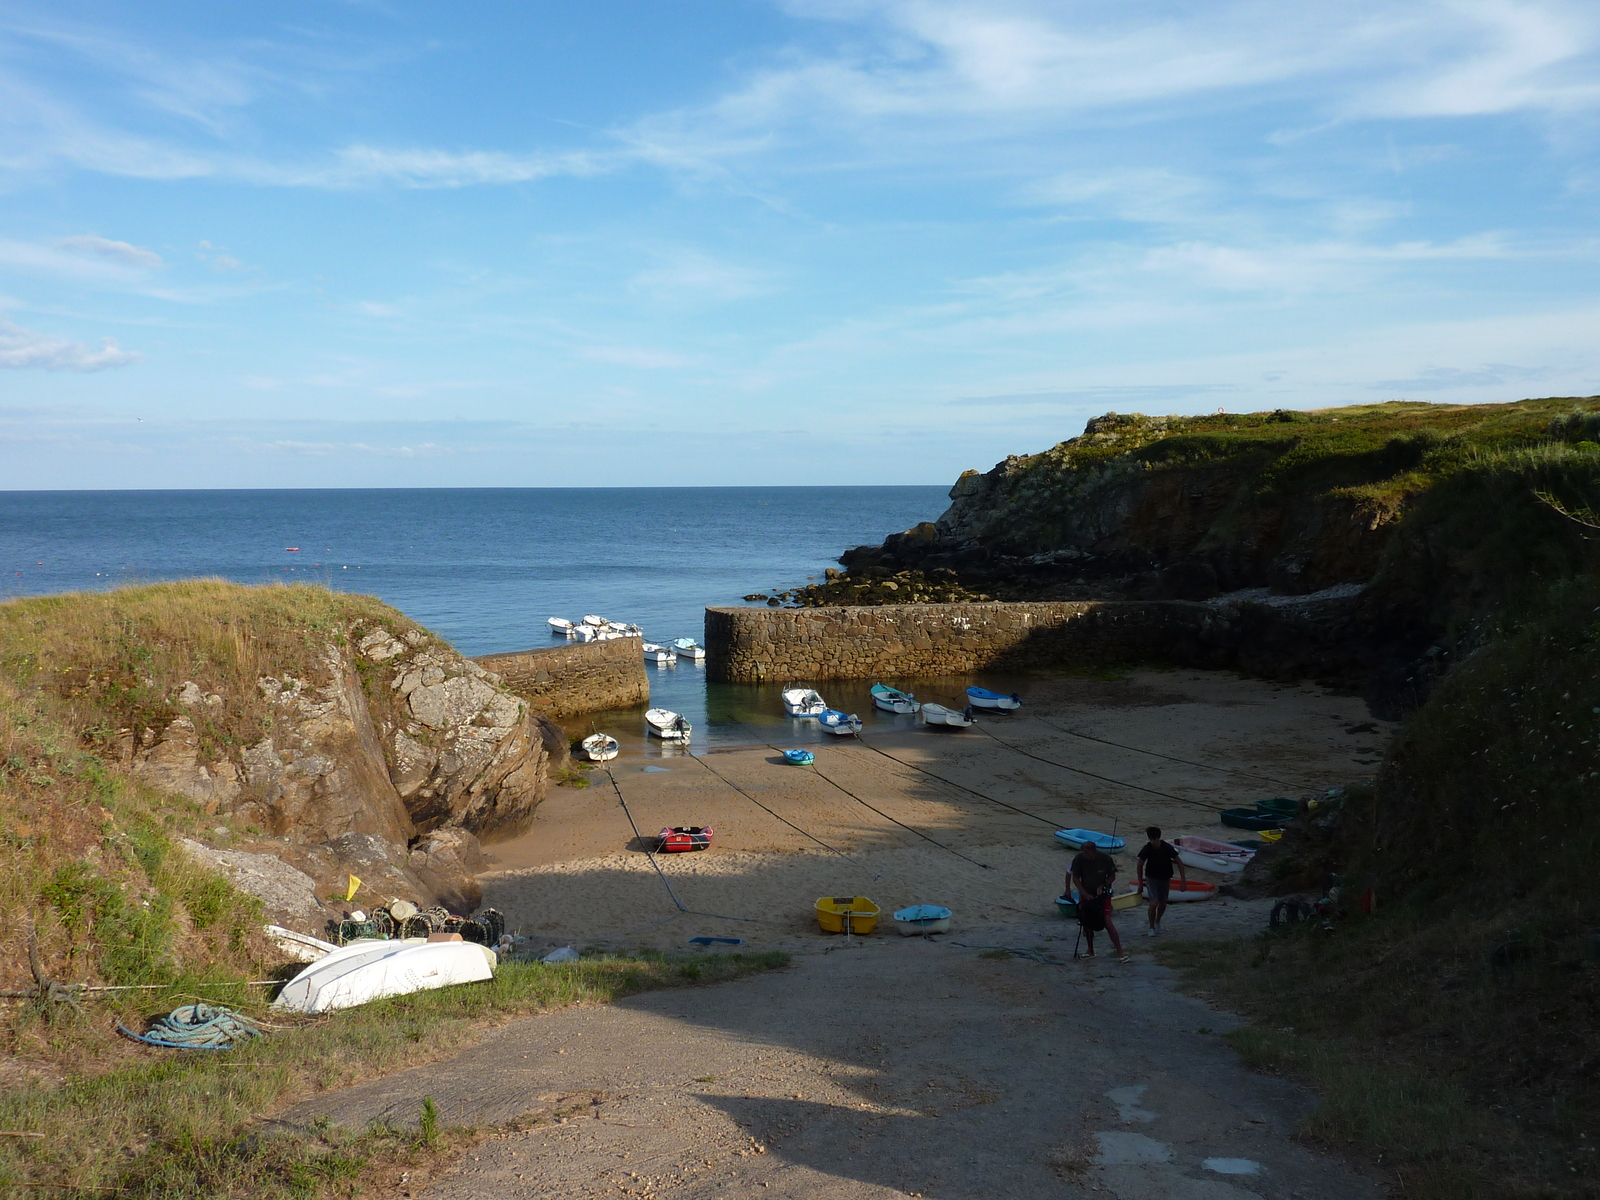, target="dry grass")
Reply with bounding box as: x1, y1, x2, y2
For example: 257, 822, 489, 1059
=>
0, 950, 789, 1200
